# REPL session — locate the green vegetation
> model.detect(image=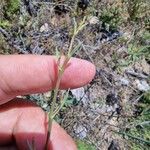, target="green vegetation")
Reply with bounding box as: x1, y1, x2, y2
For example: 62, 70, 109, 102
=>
127, 29, 150, 64
76, 140, 96, 150
99, 6, 123, 29
143, 92, 150, 104
0, 20, 11, 28
113, 29, 150, 69
117, 91, 150, 150
5, 0, 20, 16
143, 31, 150, 40
0, 0, 20, 28
128, 91, 150, 150
54, 95, 78, 123
124, 0, 148, 22
127, 43, 150, 64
